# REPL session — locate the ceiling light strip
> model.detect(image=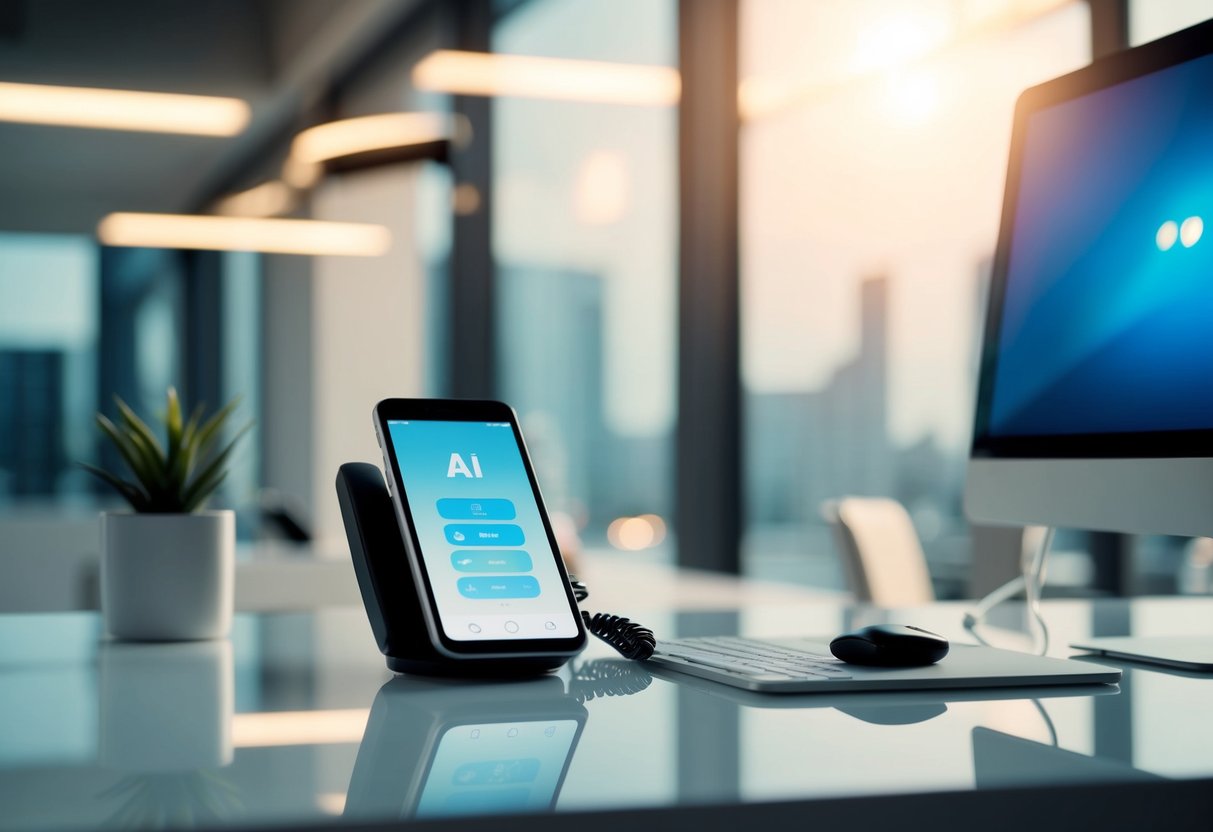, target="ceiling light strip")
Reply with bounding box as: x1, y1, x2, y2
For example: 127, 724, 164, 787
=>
0, 81, 250, 136
291, 112, 451, 165
412, 50, 680, 106
97, 213, 391, 257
